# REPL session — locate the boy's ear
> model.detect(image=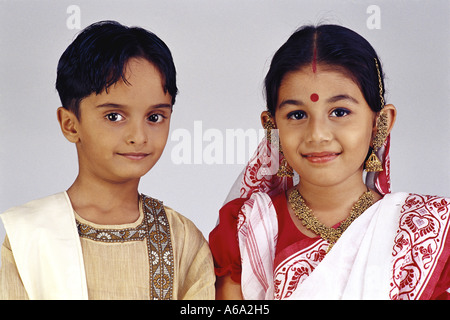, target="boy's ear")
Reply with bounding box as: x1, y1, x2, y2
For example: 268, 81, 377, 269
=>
57, 107, 80, 143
